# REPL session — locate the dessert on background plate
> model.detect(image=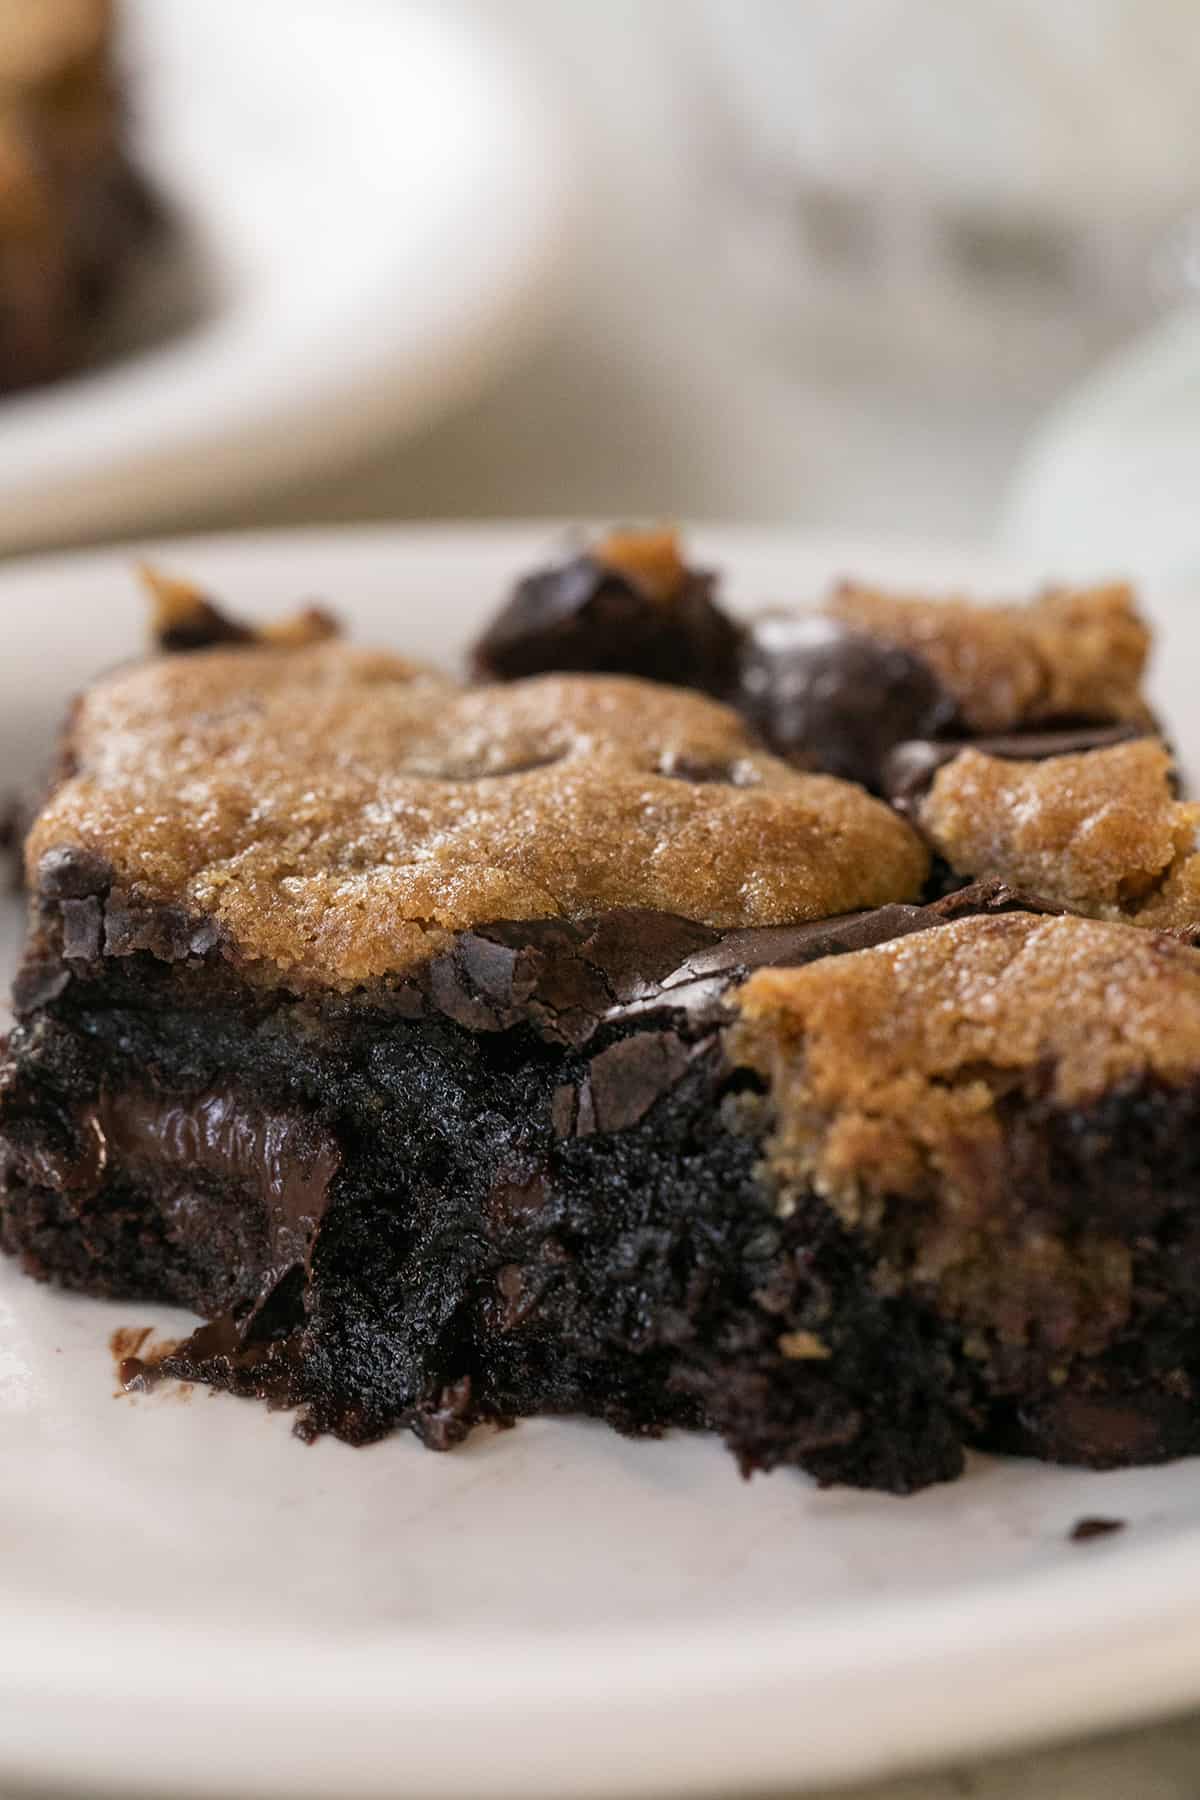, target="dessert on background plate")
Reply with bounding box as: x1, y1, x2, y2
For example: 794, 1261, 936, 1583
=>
3, 541, 1200, 1495
0, 0, 153, 391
